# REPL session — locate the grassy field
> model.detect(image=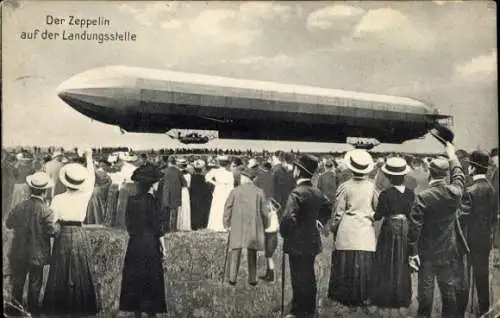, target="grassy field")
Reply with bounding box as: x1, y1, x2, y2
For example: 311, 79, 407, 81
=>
3, 227, 500, 317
